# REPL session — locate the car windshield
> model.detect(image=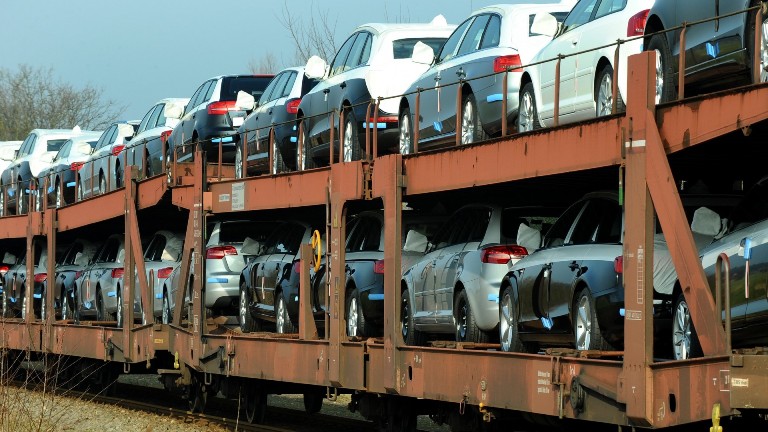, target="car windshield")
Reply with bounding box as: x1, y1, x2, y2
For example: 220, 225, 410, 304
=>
393, 38, 447, 59
220, 76, 273, 102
